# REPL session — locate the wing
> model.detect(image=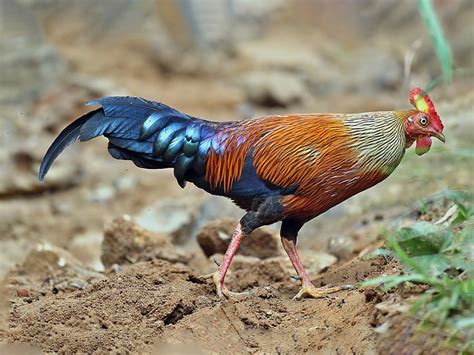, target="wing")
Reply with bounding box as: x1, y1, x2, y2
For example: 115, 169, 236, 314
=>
203, 113, 356, 199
